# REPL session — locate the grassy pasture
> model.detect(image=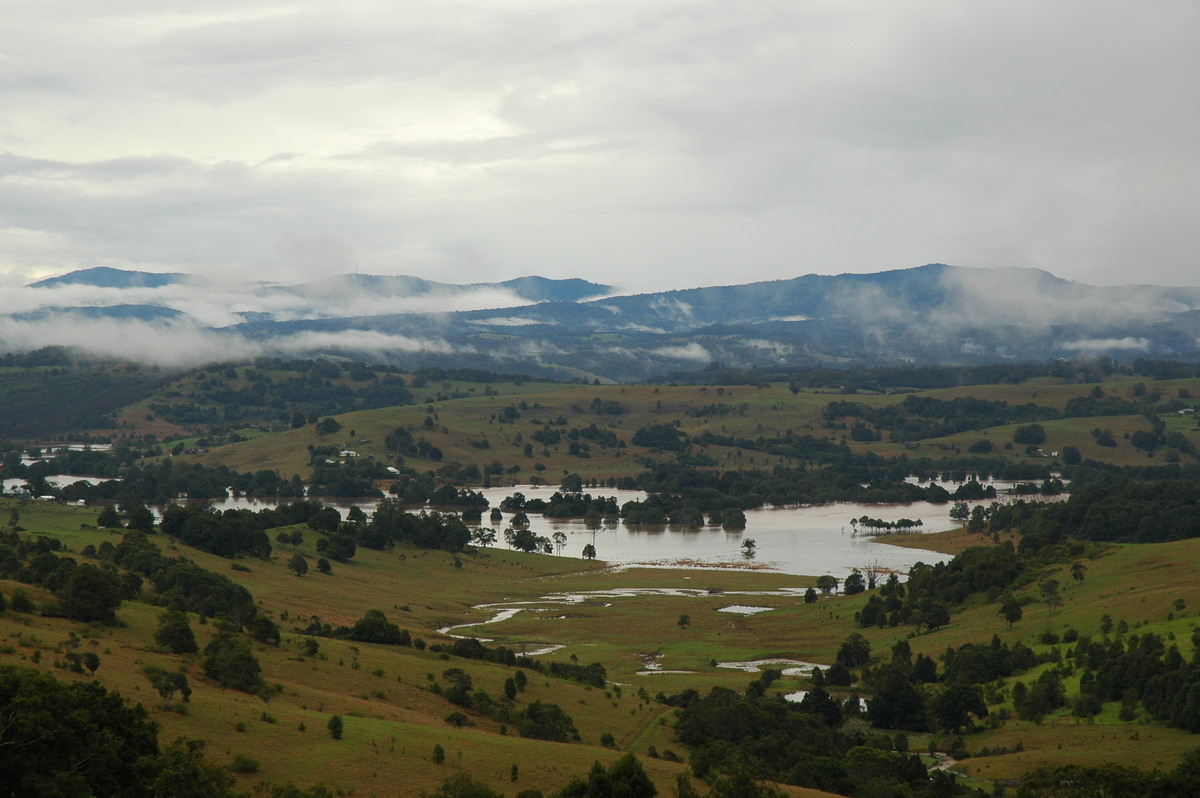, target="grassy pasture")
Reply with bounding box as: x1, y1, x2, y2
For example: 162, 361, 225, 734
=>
11, 370, 1200, 792
1, 497, 844, 795
167, 375, 1200, 487
6, 492, 1200, 792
